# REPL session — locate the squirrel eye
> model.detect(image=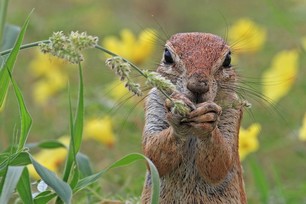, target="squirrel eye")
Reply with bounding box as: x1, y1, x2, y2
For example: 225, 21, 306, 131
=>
222, 52, 232, 68
164, 48, 174, 64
